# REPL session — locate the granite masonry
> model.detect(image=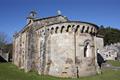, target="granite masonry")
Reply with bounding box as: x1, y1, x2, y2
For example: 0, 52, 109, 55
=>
13, 11, 104, 78
100, 43, 120, 61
